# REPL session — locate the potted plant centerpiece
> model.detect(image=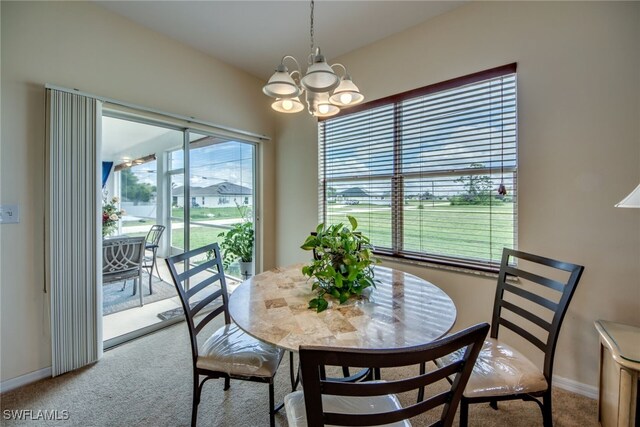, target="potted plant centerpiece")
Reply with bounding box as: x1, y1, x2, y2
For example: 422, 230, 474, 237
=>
301, 215, 379, 312
216, 205, 254, 279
